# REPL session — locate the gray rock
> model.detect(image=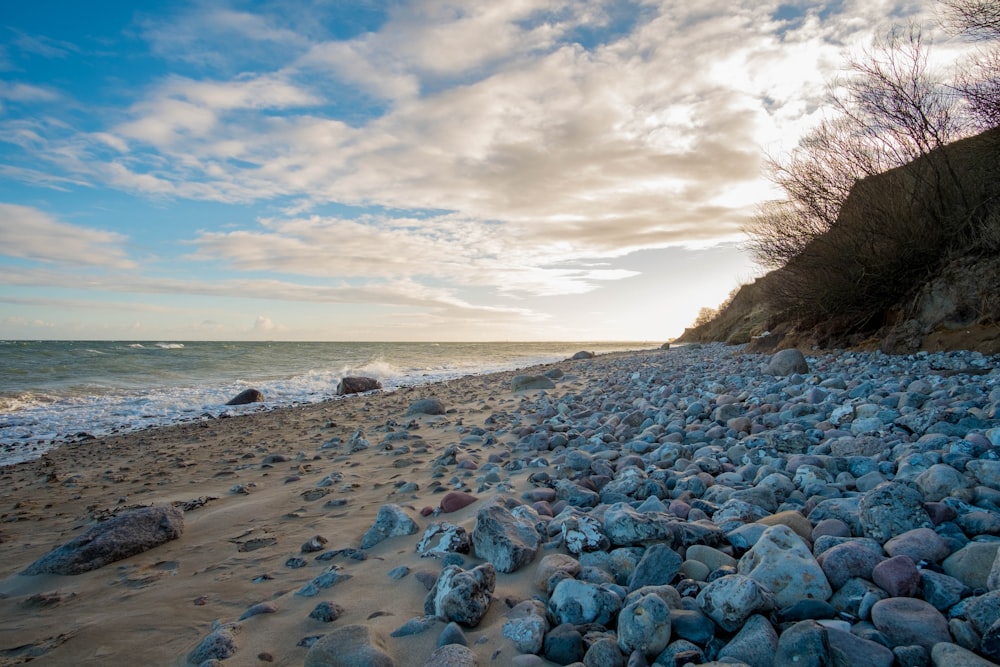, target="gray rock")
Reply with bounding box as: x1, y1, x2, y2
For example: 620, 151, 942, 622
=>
548, 578, 623, 626
438, 622, 468, 647
773, 620, 831, 667
239, 601, 278, 620
304, 624, 395, 667
628, 543, 682, 590
920, 569, 970, 611
931, 642, 1000, 666
544, 623, 585, 664
717, 613, 777, 667
407, 398, 447, 416
21, 506, 184, 575
360, 504, 419, 549
765, 349, 808, 376
584, 637, 625, 667
870, 597, 951, 650
827, 628, 894, 667
309, 601, 344, 622
187, 623, 241, 664
503, 611, 548, 654
963, 590, 1000, 635
916, 464, 973, 502
534, 553, 582, 592
561, 513, 610, 554
817, 539, 885, 589
511, 375, 555, 392
858, 482, 933, 544
738, 524, 832, 607
884, 527, 951, 563
391, 615, 440, 637
617, 593, 672, 657
424, 564, 495, 628
602, 503, 675, 546
944, 541, 1000, 590
417, 522, 471, 557
423, 645, 477, 667
471, 499, 540, 573
696, 574, 775, 632
571, 351, 595, 360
